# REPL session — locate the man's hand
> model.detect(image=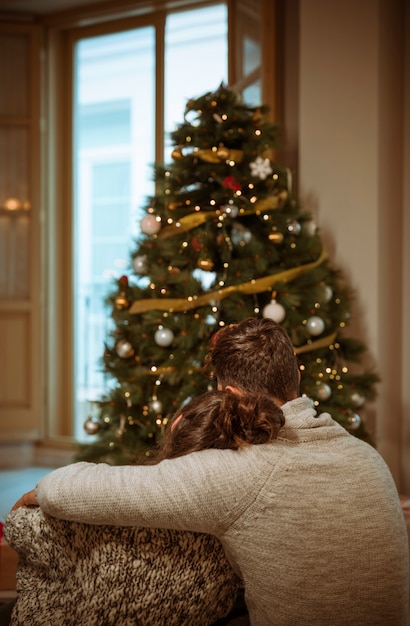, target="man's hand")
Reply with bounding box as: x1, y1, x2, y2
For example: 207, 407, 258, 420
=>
12, 489, 39, 511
